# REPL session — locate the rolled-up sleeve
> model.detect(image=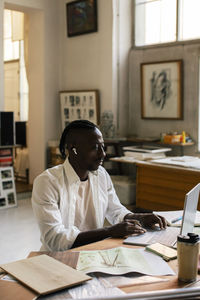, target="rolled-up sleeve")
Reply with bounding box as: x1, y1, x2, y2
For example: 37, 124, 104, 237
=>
31, 174, 80, 251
